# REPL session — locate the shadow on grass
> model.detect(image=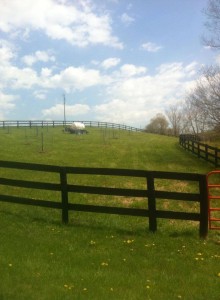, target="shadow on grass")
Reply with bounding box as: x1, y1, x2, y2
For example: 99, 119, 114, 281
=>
0, 207, 61, 227
68, 216, 150, 237
0, 206, 200, 238
169, 230, 195, 238
0, 207, 151, 237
